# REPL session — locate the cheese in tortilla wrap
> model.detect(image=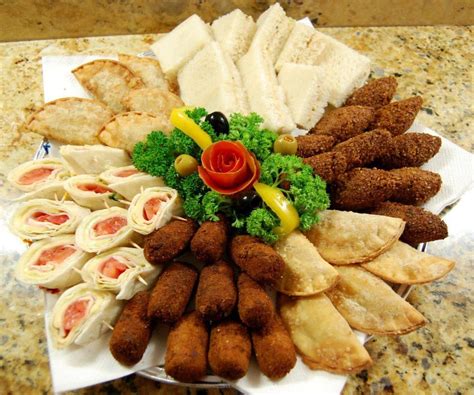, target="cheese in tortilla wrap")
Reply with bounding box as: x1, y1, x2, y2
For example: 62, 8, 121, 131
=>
81, 247, 161, 300
14, 181, 69, 202
15, 235, 93, 290
127, 187, 183, 235
75, 207, 135, 253
50, 283, 122, 348
10, 199, 90, 241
